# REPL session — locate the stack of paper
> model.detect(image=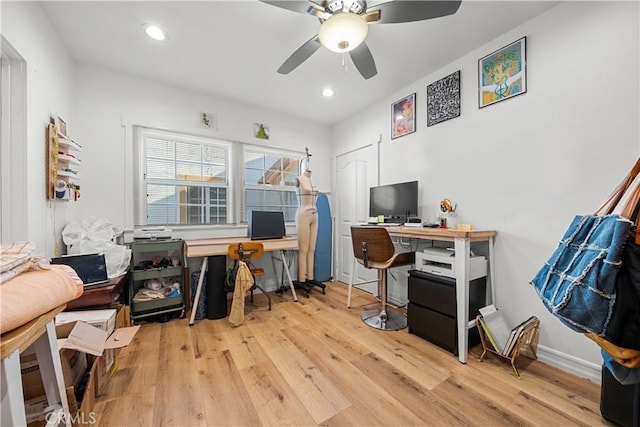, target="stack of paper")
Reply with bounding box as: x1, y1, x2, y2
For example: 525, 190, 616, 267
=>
502, 316, 538, 357
477, 304, 538, 357
478, 304, 511, 353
